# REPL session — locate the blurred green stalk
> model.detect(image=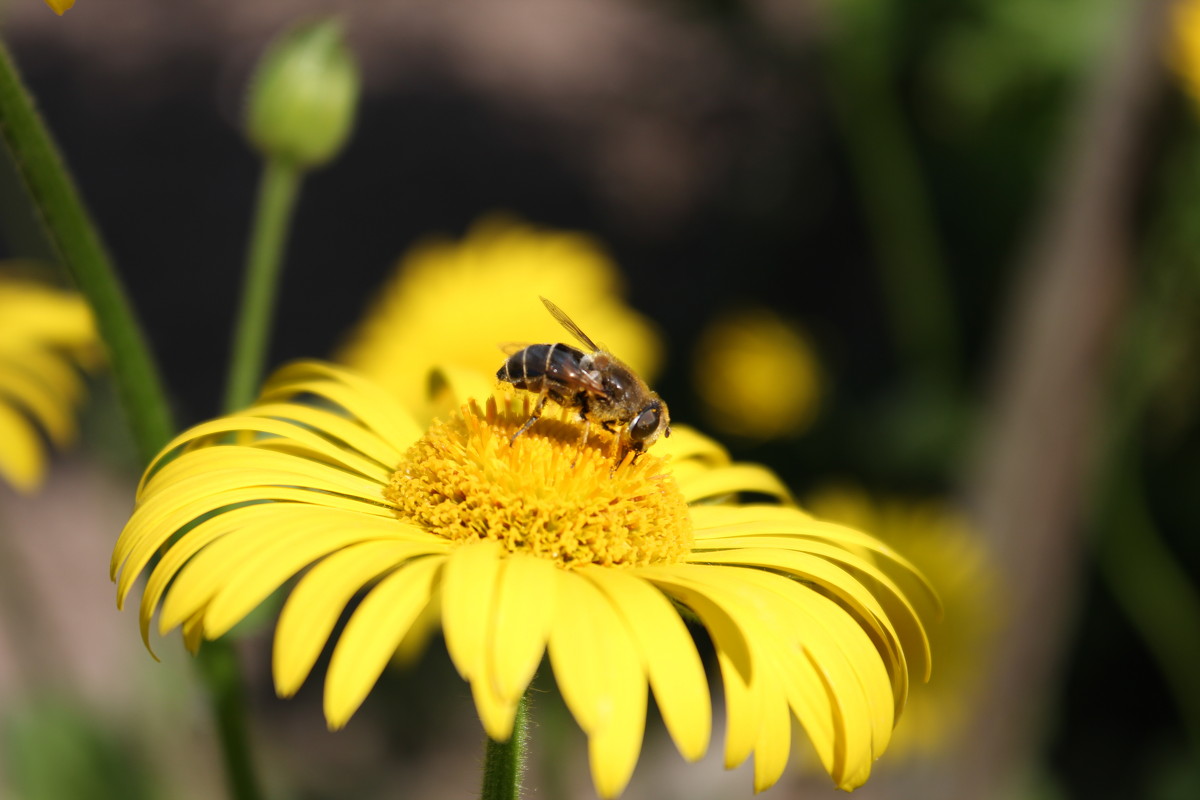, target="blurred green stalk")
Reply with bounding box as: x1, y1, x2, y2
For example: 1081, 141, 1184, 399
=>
222, 157, 301, 412
0, 37, 263, 800
1096, 461, 1200, 755
481, 691, 531, 800
1095, 195, 1200, 759
822, 19, 961, 386
0, 39, 173, 463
